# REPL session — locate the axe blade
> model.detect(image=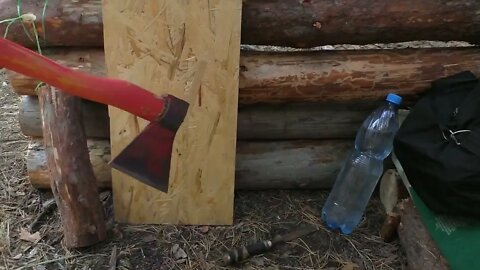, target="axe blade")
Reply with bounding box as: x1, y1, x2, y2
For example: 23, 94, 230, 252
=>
109, 95, 189, 193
